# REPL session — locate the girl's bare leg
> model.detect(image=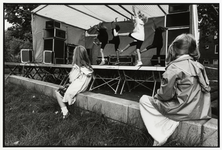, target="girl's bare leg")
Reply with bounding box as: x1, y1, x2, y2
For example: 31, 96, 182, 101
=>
119, 44, 130, 53
55, 90, 69, 118
135, 49, 143, 66
99, 49, 105, 65
116, 50, 120, 64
